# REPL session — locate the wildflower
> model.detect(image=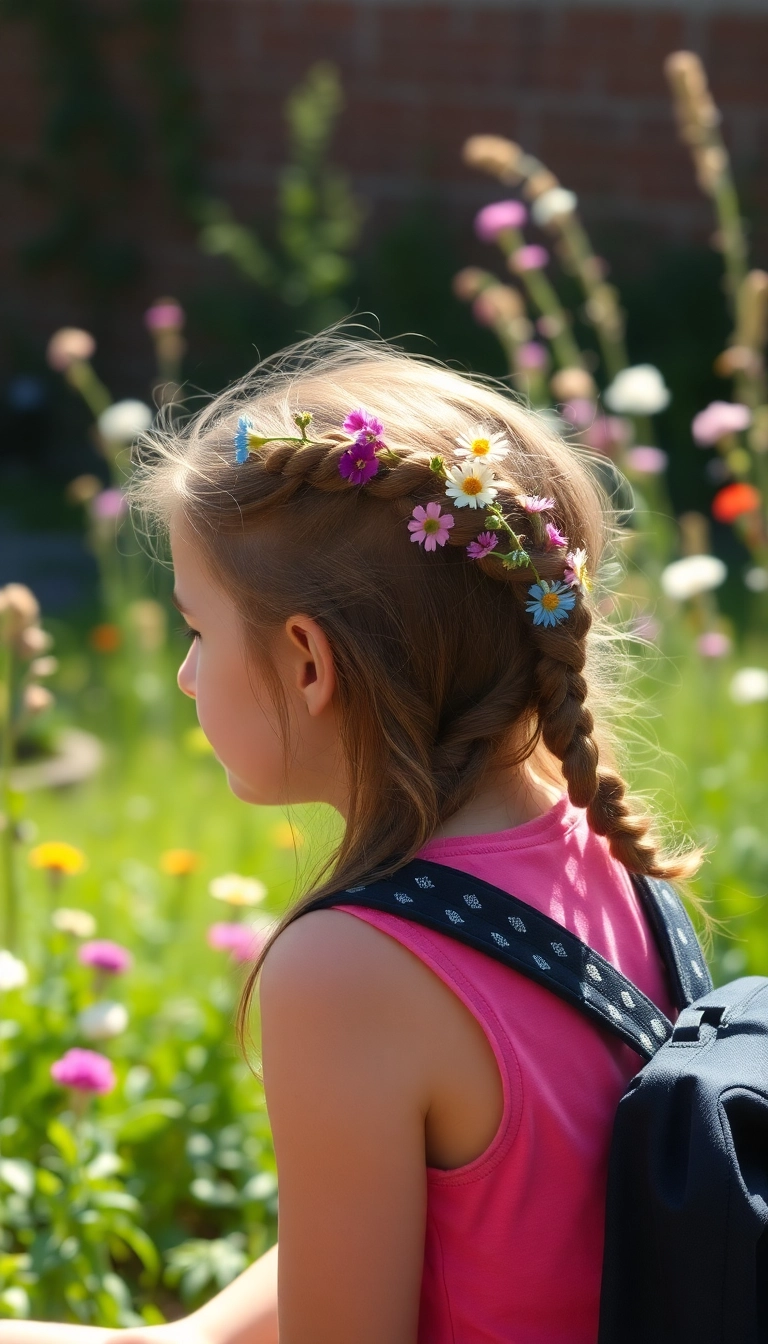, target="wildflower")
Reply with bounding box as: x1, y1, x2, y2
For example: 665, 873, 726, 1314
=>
50, 1047, 116, 1095
97, 400, 153, 445
77, 1001, 129, 1041
516, 342, 549, 371
0, 950, 28, 992
561, 399, 595, 429
17, 626, 53, 658
234, 416, 254, 464
338, 439, 379, 486
550, 367, 596, 402
564, 548, 592, 592
467, 532, 499, 560
729, 668, 768, 705
531, 187, 578, 227
463, 135, 524, 181
89, 623, 121, 653
23, 685, 54, 715
697, 632, 732, 659
545, 522, 569, 549
52, 907, 96, 938
626, 446, 669, 475
407, 502, 455, 551
521, 495, 555, 514
30, 656, 58, 678
510, 244, 550, 273
745, 567, 768, 593
90, 489, 127, 520
444, 461, 499, 510
0, 583, 40, 640
144, 298, 185, 331
474, 200, 527, 243
583, 416, 631, 454
207, 921, 266, 964
452, 268, 489, 302
46, 328, 96, 372
472, 285, 525, 327
692, 401, 752, 445
209, 873, 268, 907
78, 941, 133, 975
65, 474, 103, 505
28, 842, 87, 876
160, 849, 200, 877
525, 580, 577, 627
455, 428, 509, 463
660, 555, 726, 600
712, 483, 761, 524
603, 365, 671, 416
342, 409, 385, 450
